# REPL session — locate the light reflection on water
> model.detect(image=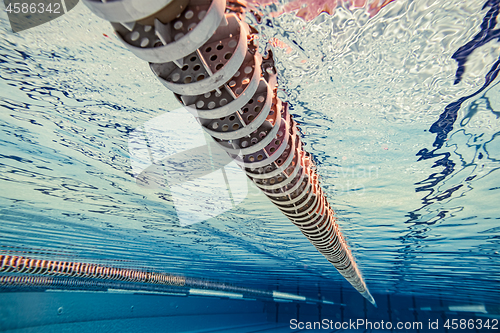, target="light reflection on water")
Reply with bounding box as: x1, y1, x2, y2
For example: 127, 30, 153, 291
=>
0, 0, 499, 305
